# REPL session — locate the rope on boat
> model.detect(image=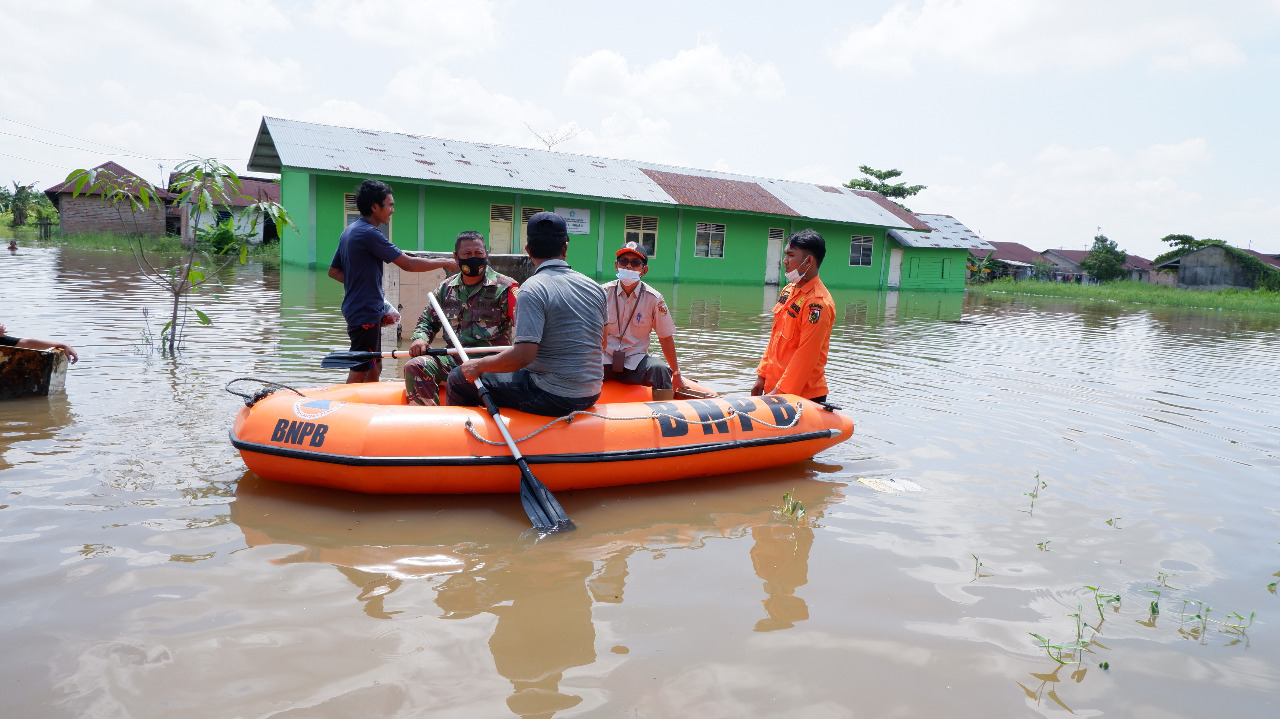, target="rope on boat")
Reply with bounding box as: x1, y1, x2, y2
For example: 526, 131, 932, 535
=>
463, 400, 804, 446
224, 377, 306, 407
